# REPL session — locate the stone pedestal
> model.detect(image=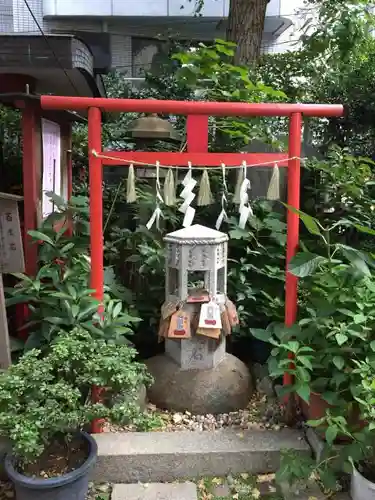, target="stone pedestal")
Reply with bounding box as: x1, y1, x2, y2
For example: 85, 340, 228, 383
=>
146, 353, 253, 414
165, 336, 226, 371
